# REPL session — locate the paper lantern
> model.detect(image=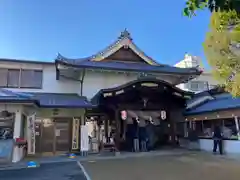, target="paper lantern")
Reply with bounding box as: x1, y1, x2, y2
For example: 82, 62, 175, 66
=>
161, 111, 166, 120
121, 110, 127, 120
